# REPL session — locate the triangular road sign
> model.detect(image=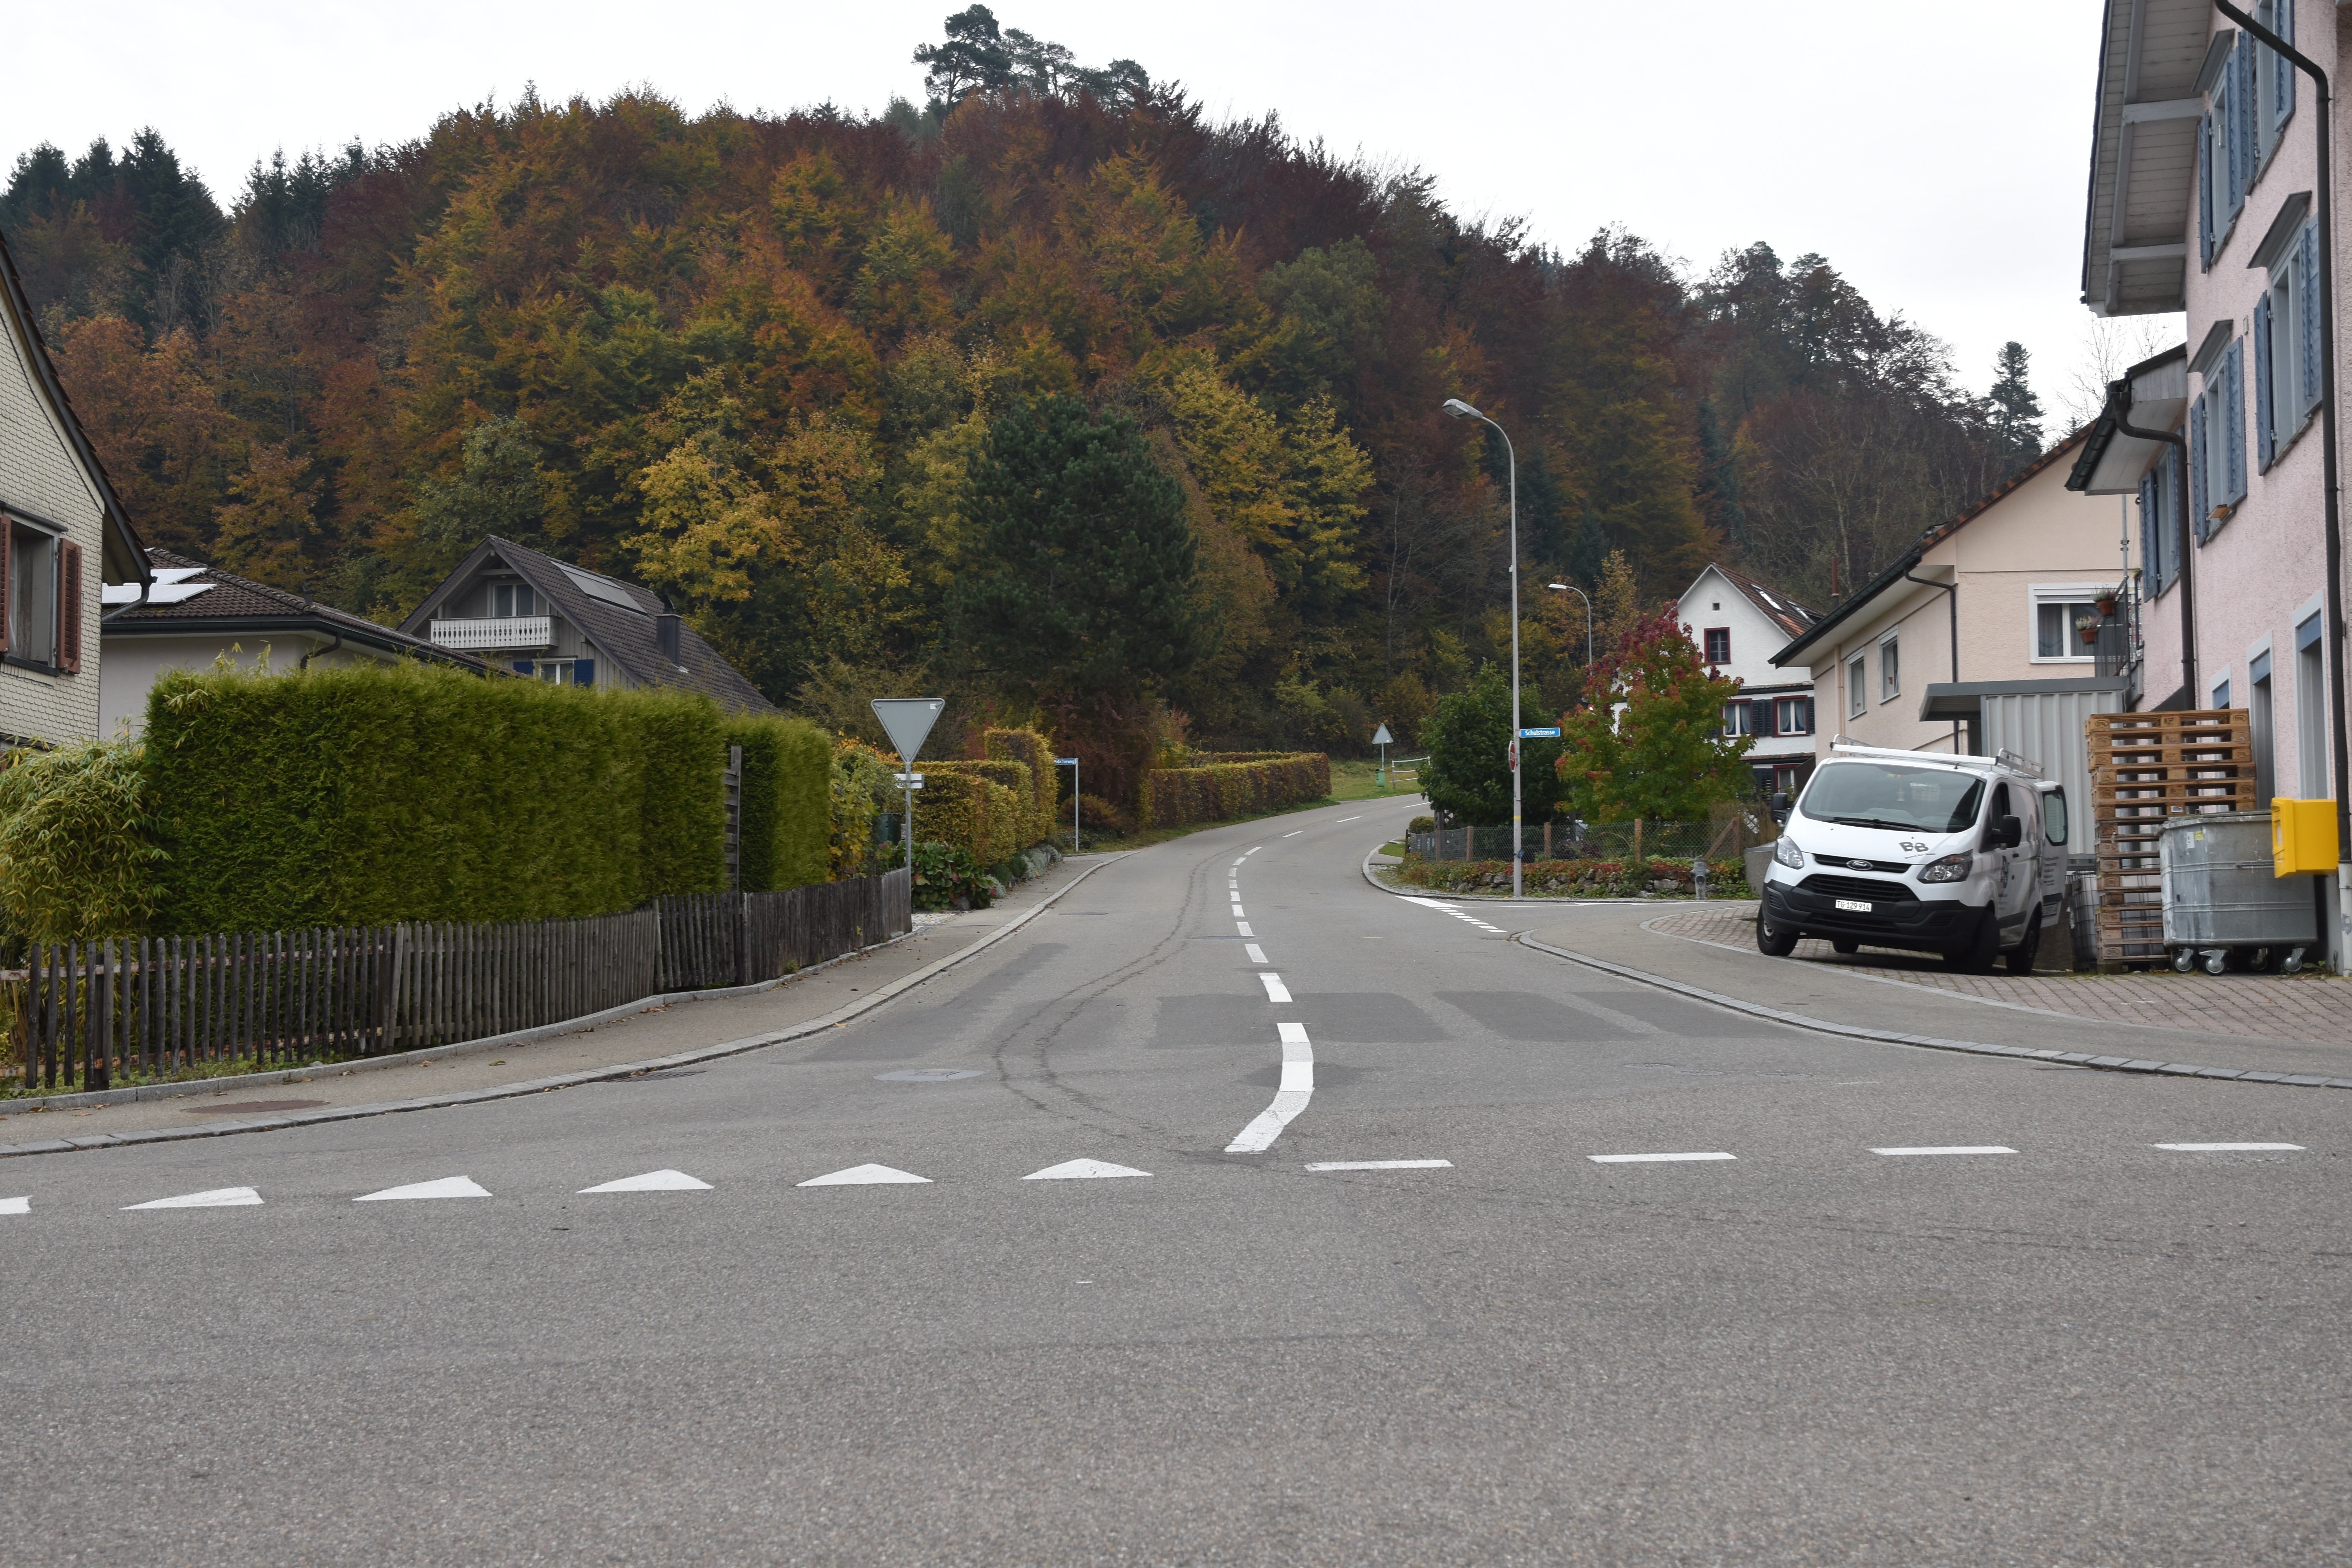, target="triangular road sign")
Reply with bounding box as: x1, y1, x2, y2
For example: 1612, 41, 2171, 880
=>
579, 1169, 712, 1193
1372, 722, 1393, 746
870, 698, 946, 763
123, 1187, 262, 1210
354, 1175, 492, 1201
1022, 1158, 1151, 1180
797, 1163, 931, 1187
